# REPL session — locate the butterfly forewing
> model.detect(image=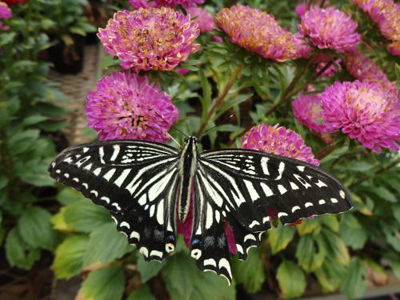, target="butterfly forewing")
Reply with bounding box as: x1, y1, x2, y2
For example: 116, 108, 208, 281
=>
48, 140, 180, 259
